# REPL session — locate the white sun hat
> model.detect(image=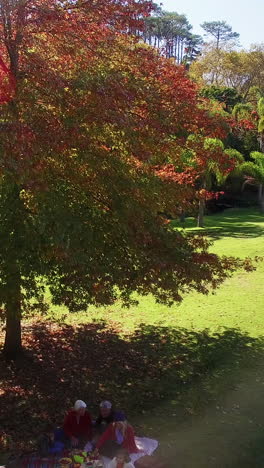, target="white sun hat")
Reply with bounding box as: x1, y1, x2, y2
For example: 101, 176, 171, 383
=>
74, 400, 87, 411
